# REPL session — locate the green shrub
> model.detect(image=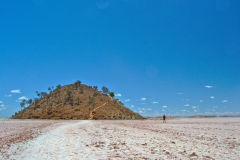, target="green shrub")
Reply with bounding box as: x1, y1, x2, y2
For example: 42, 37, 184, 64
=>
74, 107, 80, 111
109, 92, 115, 97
